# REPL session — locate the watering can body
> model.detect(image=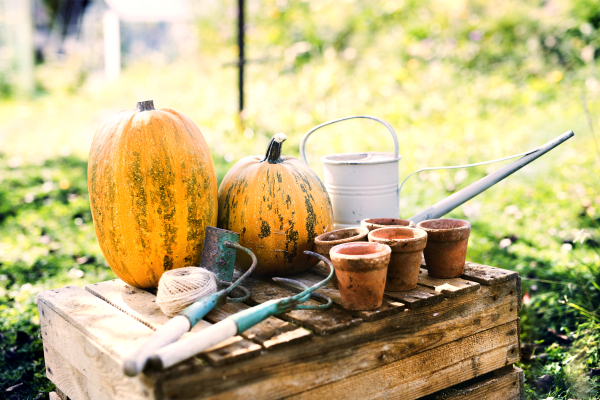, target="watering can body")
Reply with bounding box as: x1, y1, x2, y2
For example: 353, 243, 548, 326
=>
321, 152, 400, 229
300, 116, 401, 230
